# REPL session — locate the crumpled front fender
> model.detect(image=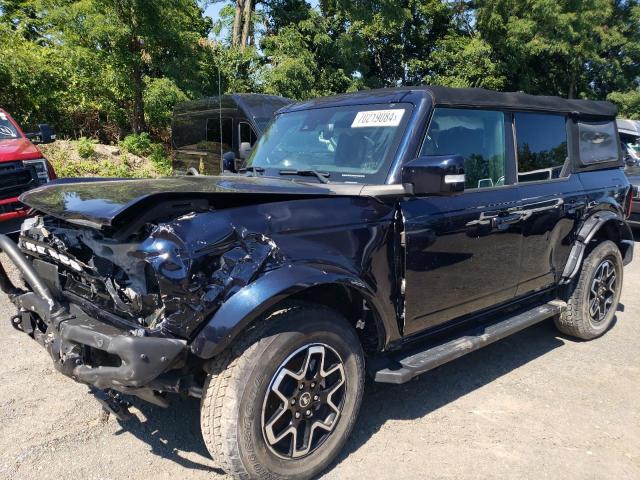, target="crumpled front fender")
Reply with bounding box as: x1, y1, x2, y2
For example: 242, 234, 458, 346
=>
190, 263, 380, 359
